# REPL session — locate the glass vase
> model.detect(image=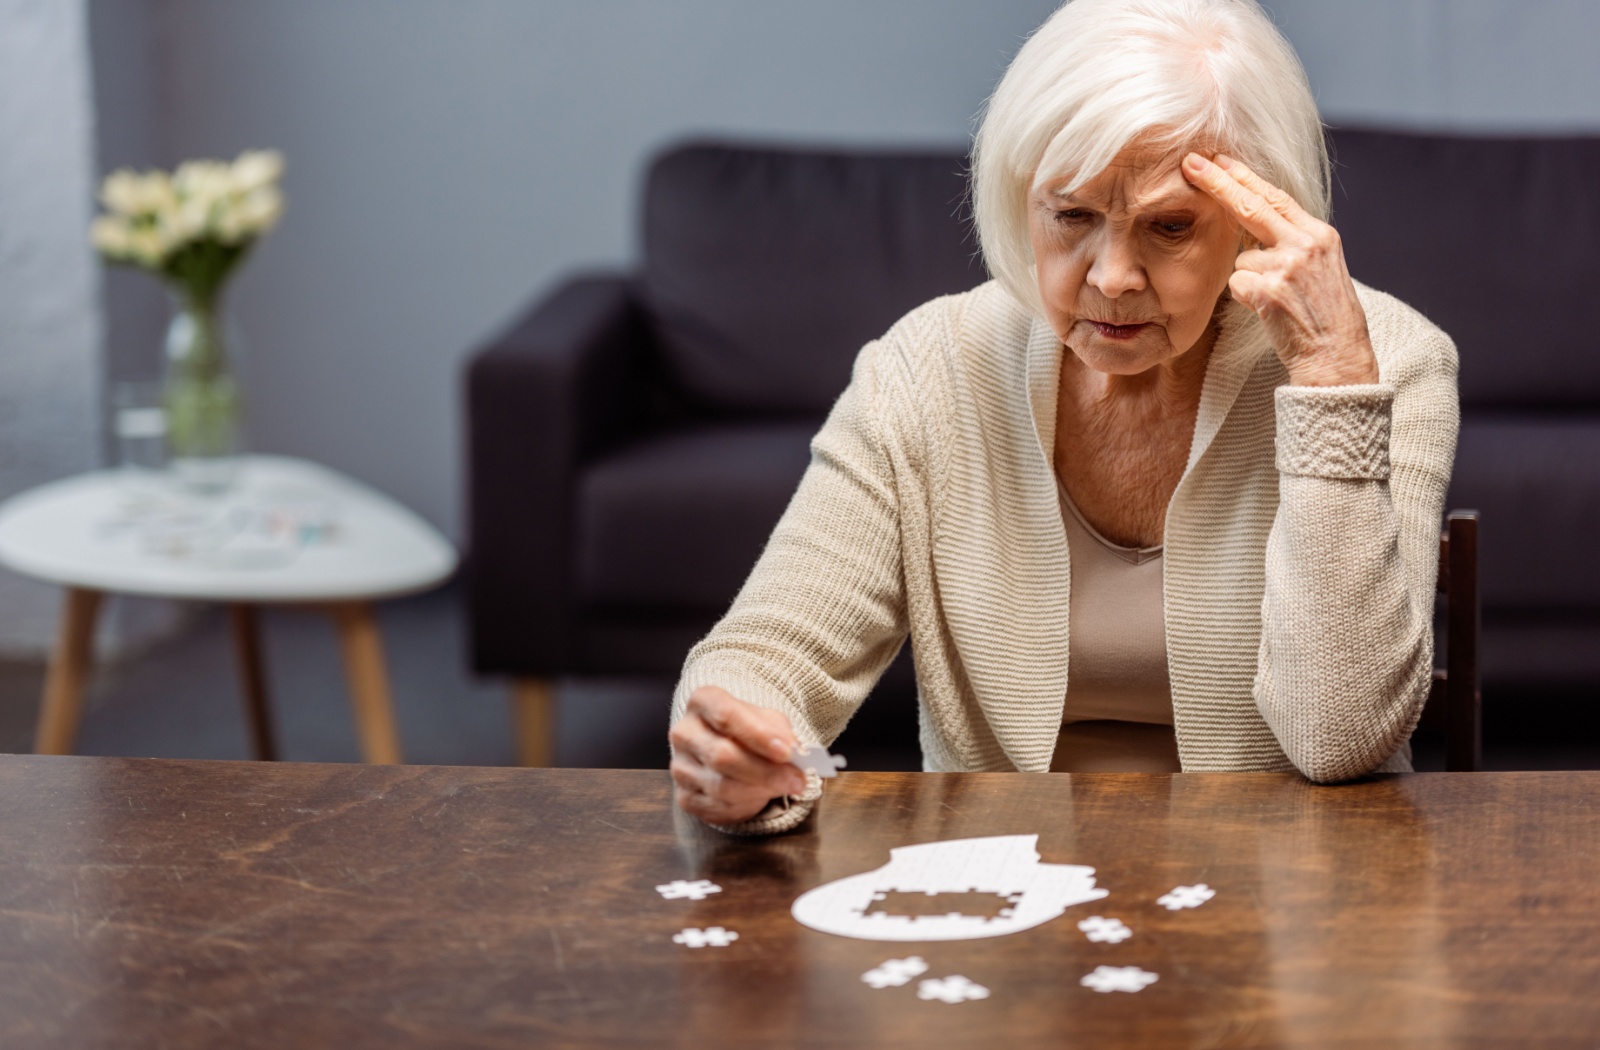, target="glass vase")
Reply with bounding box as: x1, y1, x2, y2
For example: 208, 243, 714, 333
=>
164, 296, 244, 494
